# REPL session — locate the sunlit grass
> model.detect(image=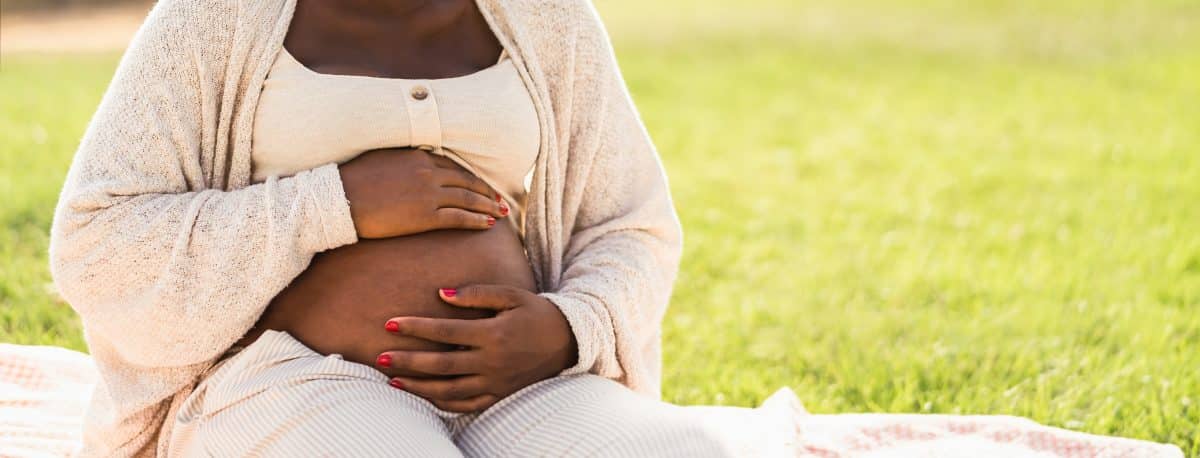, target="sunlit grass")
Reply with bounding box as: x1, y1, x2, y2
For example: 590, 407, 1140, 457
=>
1, 0, 1197, 453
